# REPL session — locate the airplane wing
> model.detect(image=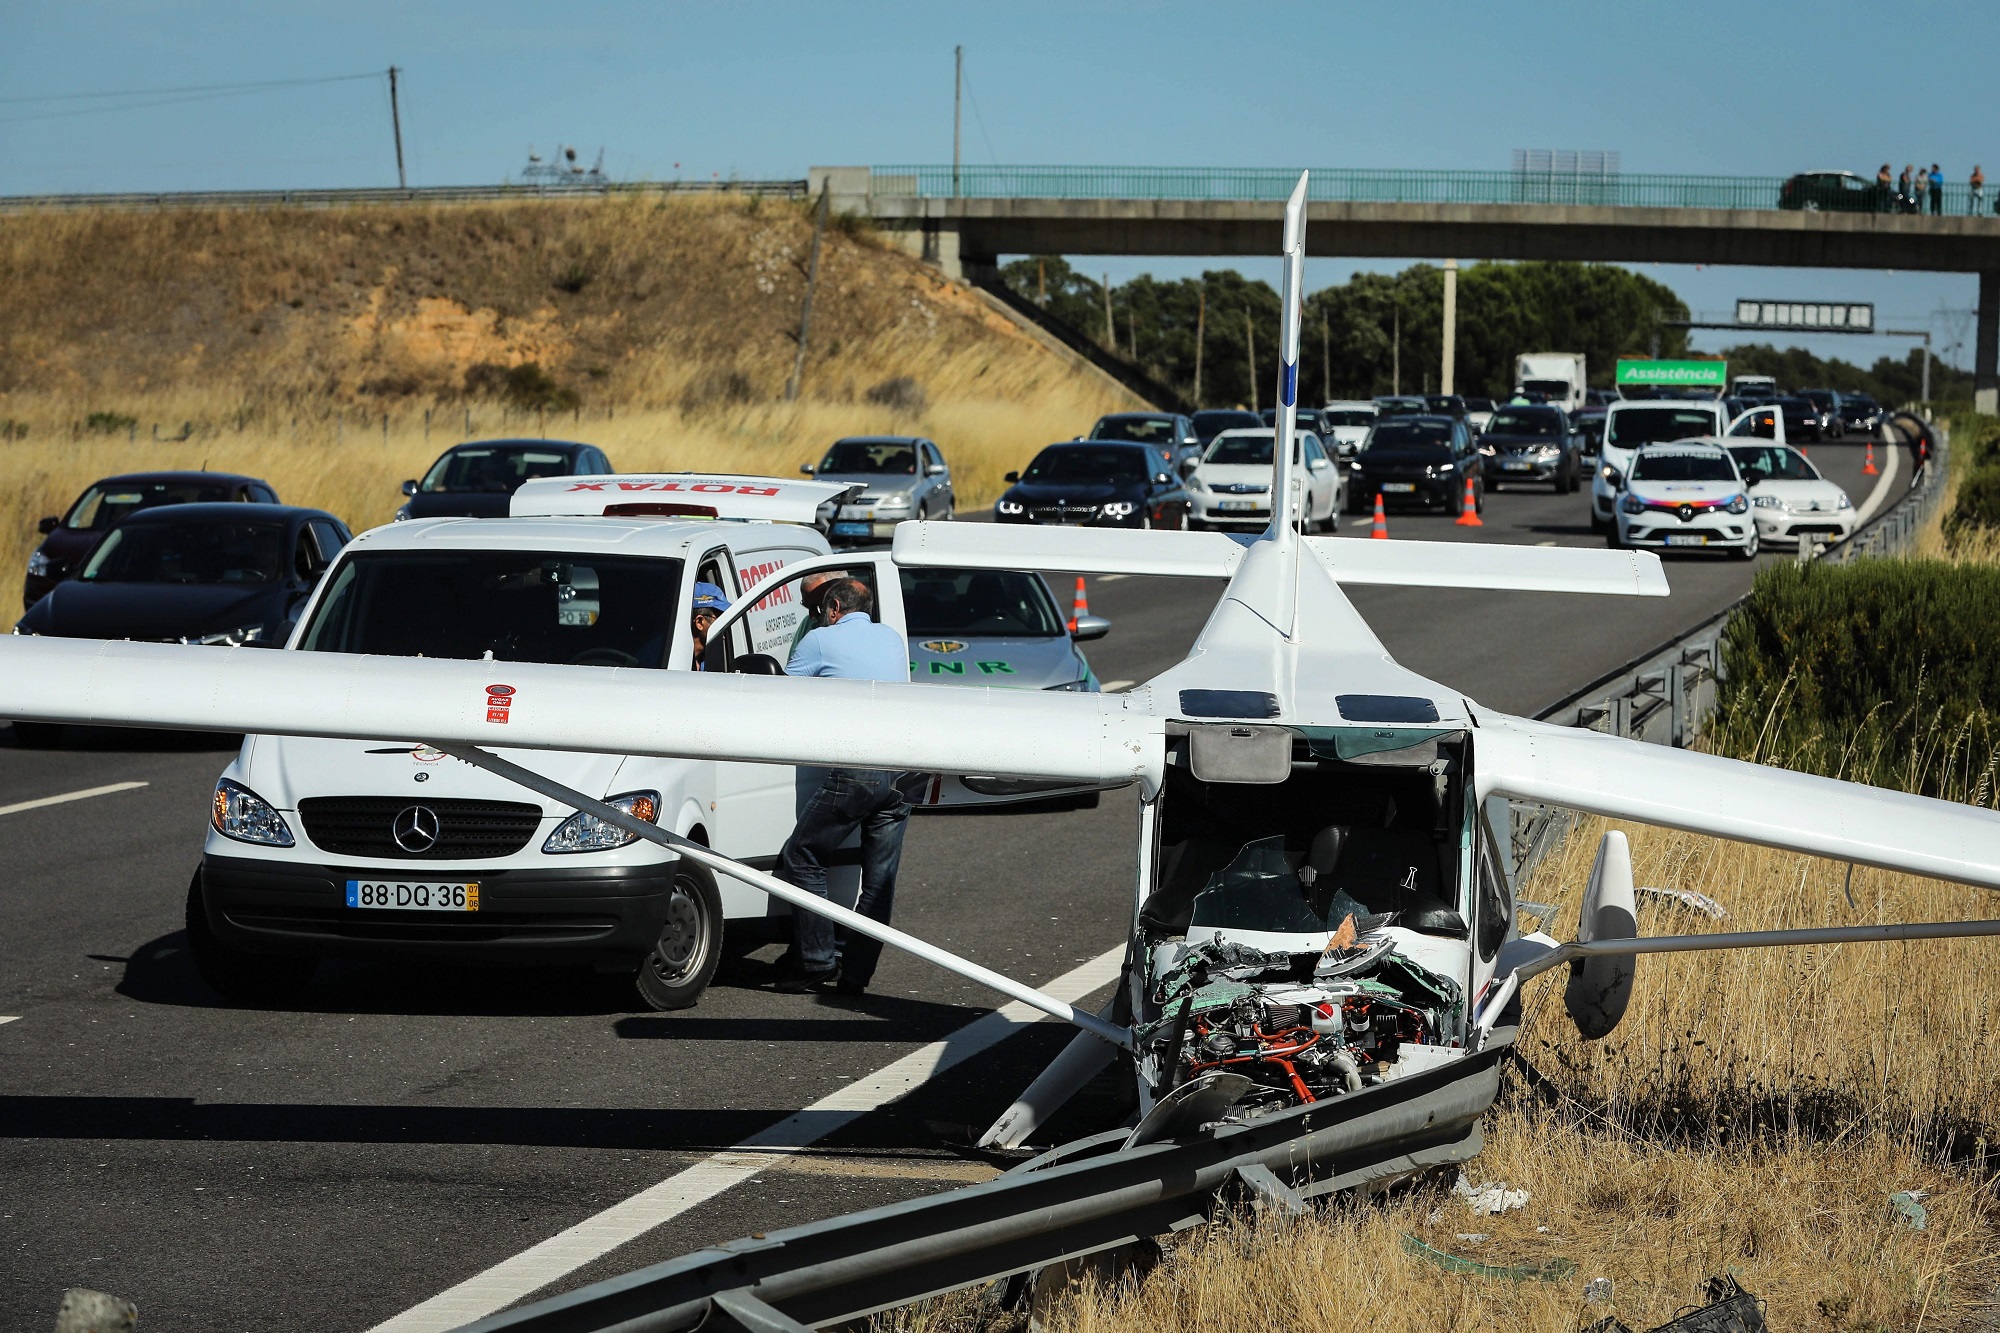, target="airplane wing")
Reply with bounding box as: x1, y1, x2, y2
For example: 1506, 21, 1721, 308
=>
0, 637, 1164, 790
889, 524, 1667, 598
1476, 712, 2000, 890
1307, 538, 1670, 597
892, 522, 1248, 579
